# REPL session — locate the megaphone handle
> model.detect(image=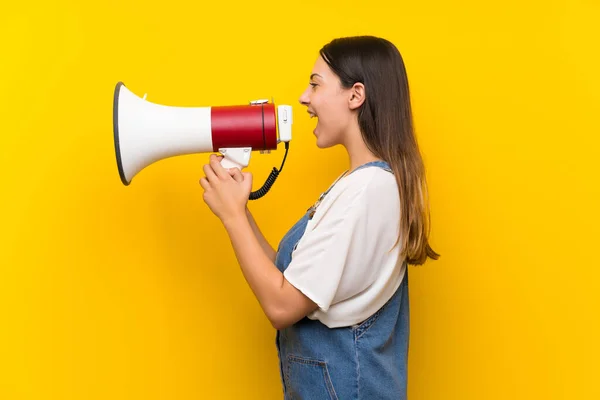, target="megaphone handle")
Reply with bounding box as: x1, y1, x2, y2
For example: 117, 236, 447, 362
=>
220, 157, 244, 170
218, 147, 251, 170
